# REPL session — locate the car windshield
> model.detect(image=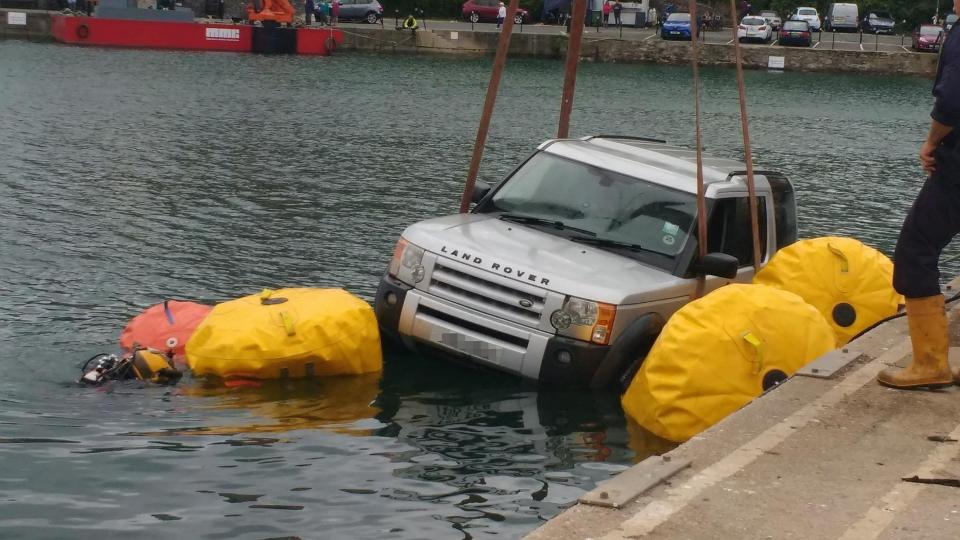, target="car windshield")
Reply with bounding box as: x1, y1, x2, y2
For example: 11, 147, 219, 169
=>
798, 8, 816, 15
921, 26, 943, 36
948, 14, 959, 23
760, 11, 777, 17
742, 17, 765, 25
870, 12, 891, 20
666, 13, 690, 22
782, 21, 808, 30
487, 152, 697, 258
